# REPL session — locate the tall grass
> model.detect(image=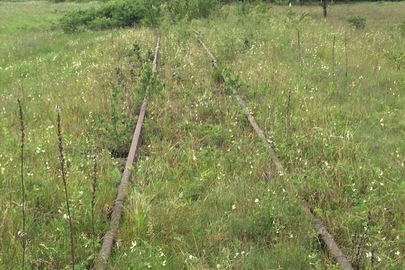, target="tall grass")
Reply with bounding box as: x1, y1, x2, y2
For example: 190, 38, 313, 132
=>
91, 154, 98, 258
1, 1, 155, 268
0, 1, 404, 269
17, 99, 26, 269
56, 105, 75, 269
190, 2, 404, 268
